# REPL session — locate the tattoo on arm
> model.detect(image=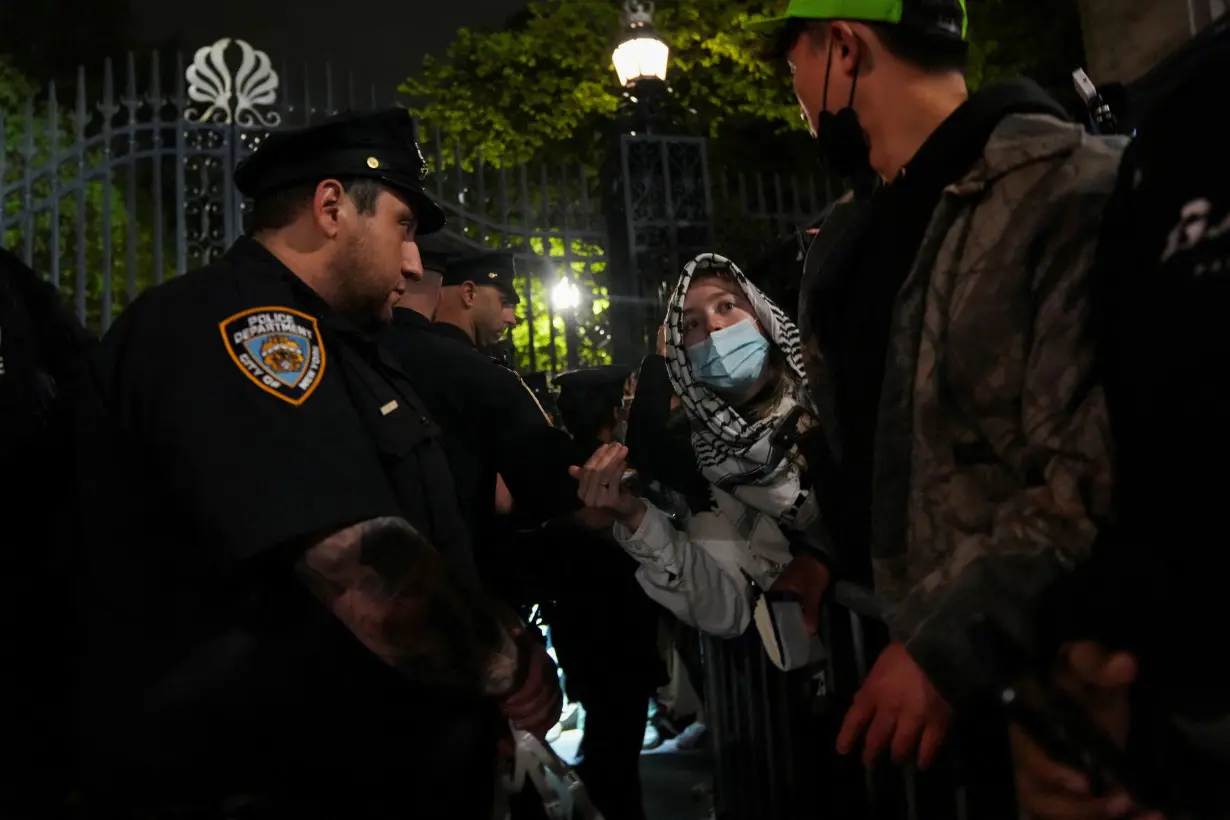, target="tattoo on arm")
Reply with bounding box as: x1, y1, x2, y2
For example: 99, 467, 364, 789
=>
295, 516, 519, 697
